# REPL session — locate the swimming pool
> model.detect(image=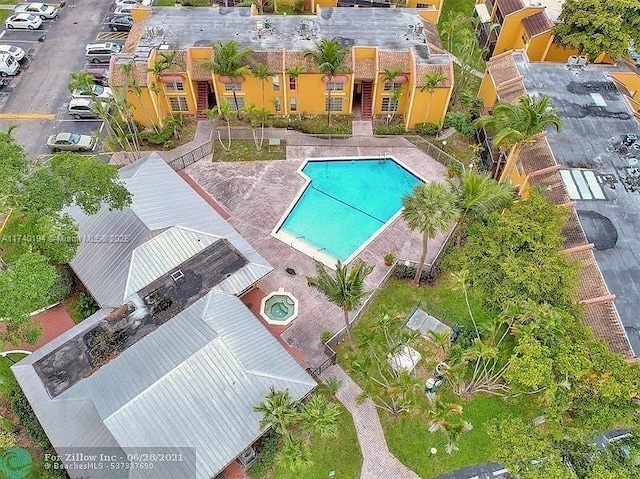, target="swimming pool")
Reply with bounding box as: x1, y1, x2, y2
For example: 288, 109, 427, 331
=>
273, 157, 423, 266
